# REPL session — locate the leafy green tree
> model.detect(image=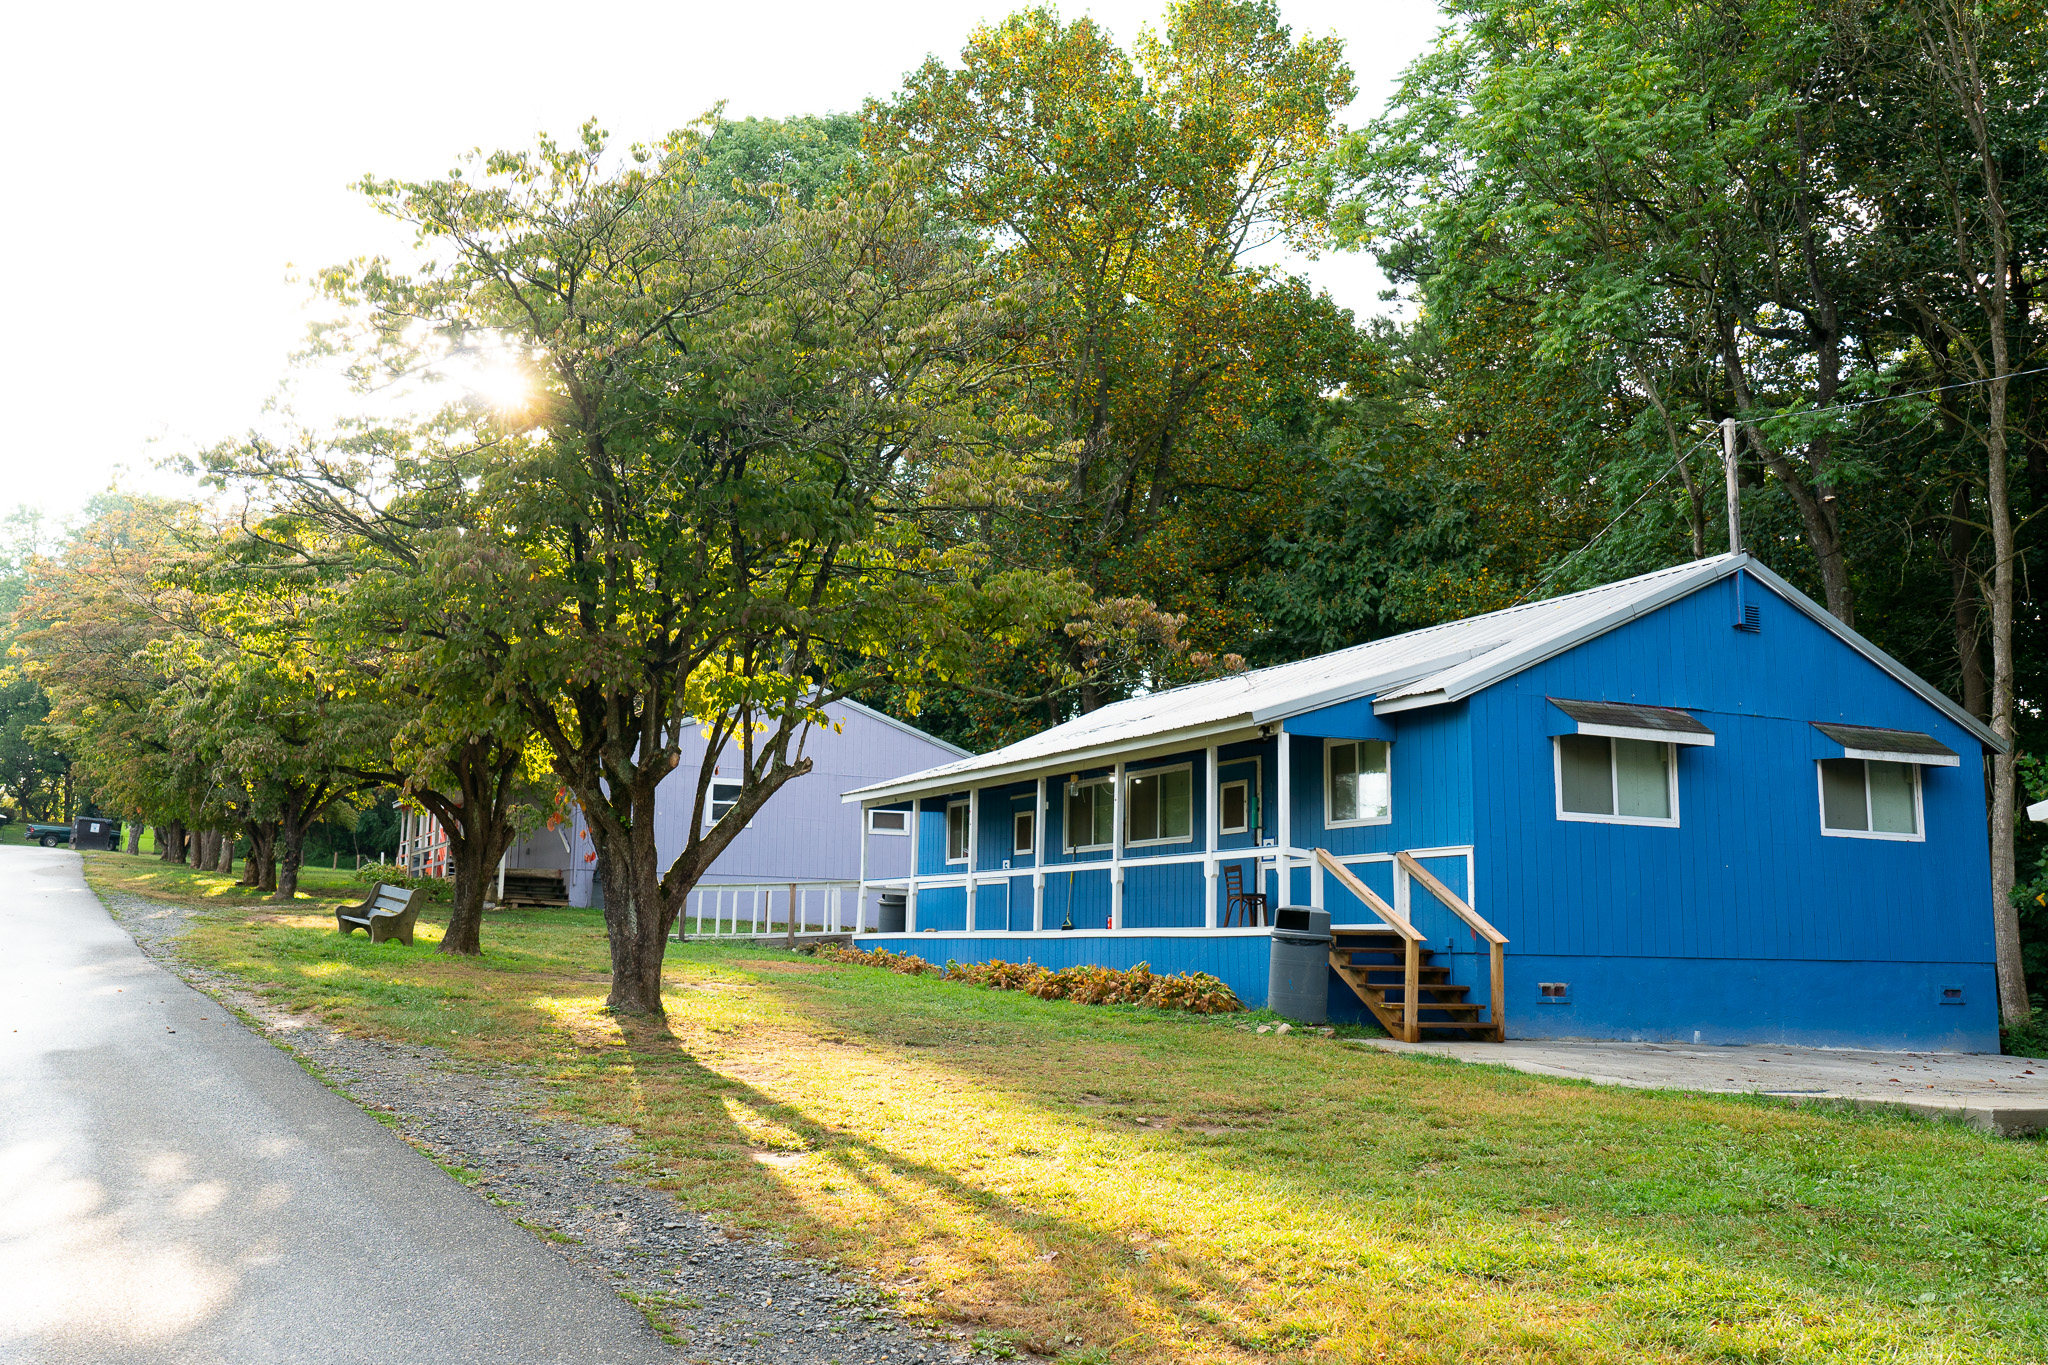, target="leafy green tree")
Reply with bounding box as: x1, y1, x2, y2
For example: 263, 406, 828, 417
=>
701, 112, 864, 212
278, 123, 1073, 1013
868, 0, 1367, 714
1333, 0, 2047, 1022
